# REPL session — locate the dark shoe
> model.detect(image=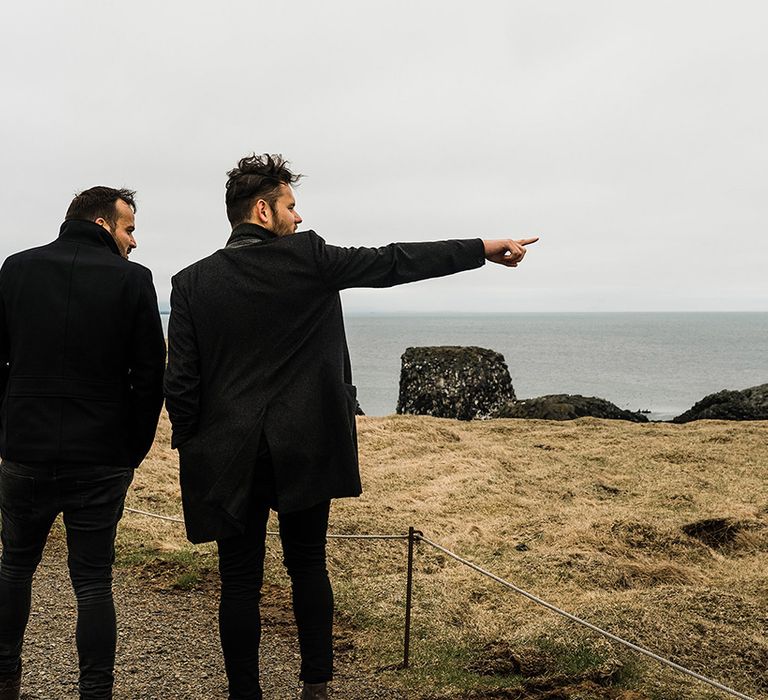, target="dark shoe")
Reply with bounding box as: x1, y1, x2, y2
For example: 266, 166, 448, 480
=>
301, 681, 328, 700
0, 660, 21, 700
